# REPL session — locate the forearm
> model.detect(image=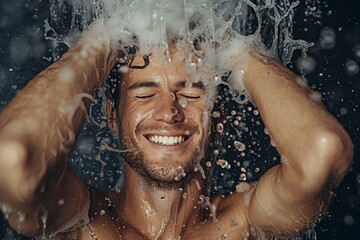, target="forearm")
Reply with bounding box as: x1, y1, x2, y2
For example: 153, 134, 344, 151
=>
0, 32, 119, 209
242, 51, 353, 183
242, 51, 353, 237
